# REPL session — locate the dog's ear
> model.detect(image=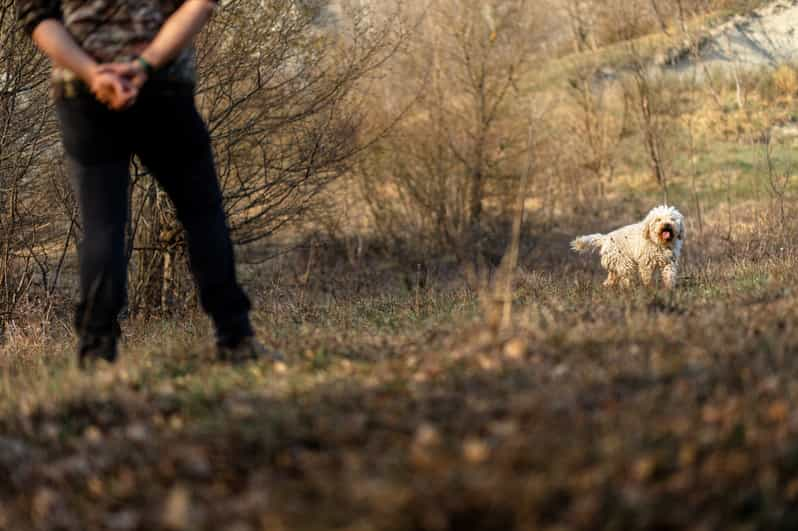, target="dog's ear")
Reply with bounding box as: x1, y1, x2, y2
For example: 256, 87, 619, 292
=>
677, 220, 685, 241
642, 217, 655, 242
